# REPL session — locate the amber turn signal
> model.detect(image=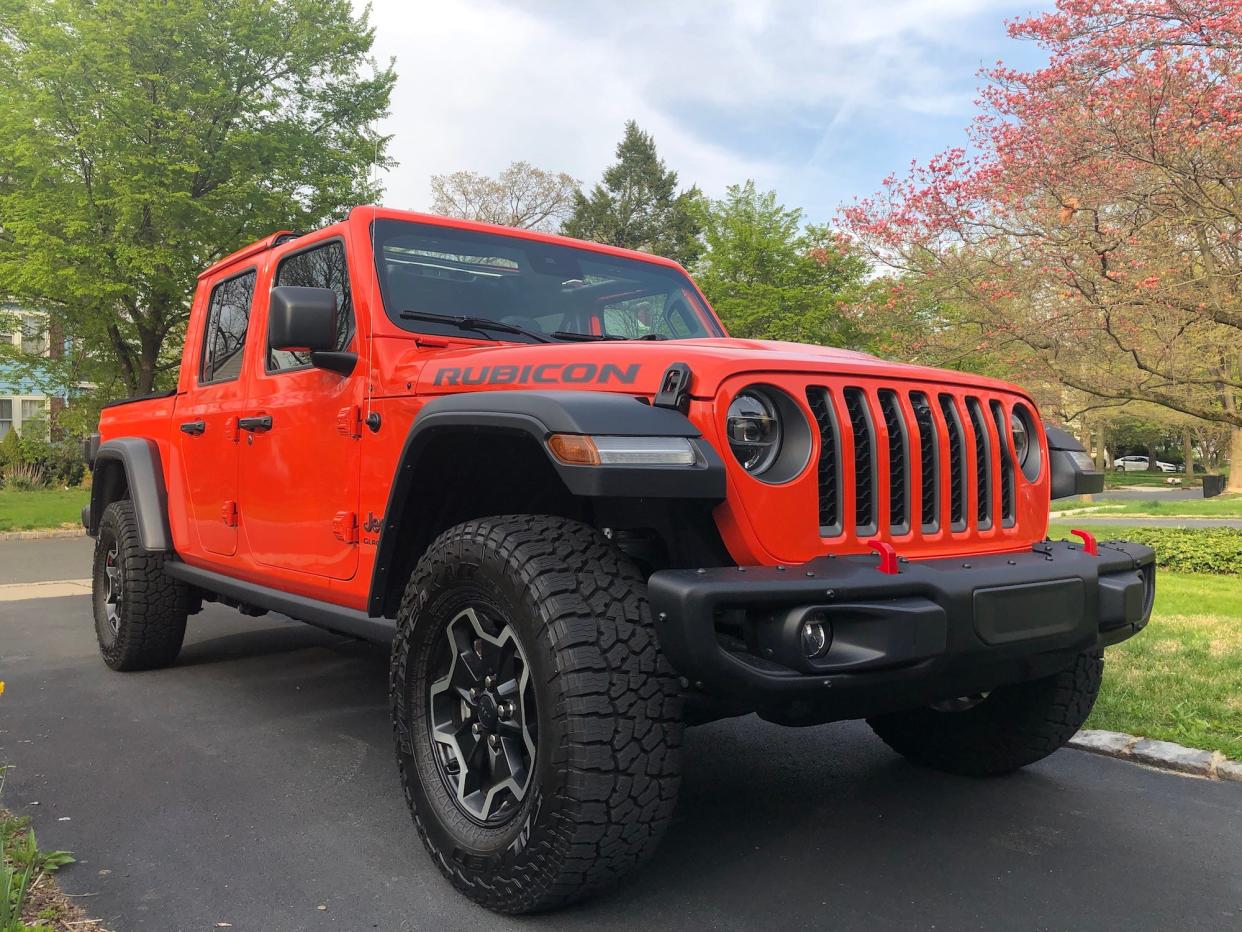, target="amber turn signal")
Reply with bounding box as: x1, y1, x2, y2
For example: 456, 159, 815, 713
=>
547, 434, 601, 465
